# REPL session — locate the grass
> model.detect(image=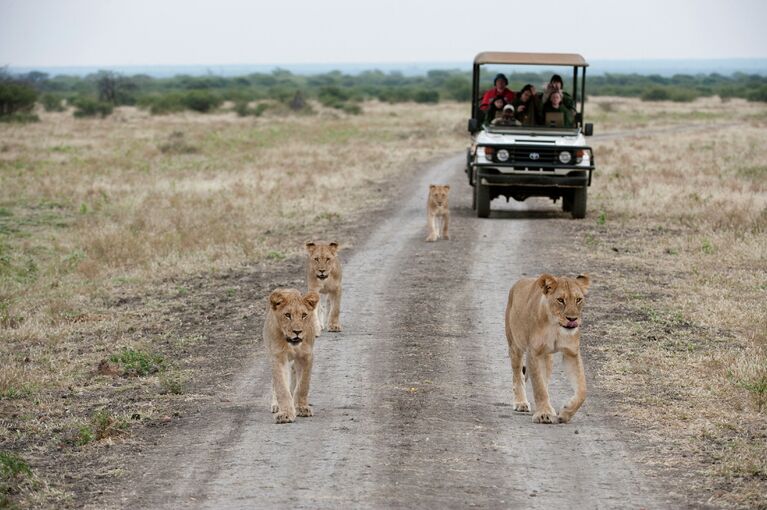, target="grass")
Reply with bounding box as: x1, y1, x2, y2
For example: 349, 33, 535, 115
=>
583, 97, 767, 508
109, 348, 165, 376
